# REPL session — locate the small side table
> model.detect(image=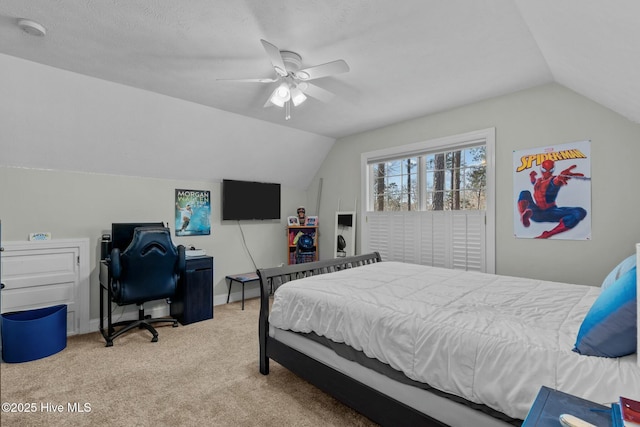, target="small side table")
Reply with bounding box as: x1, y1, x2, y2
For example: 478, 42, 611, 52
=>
225, 272, 259, 310
522, 386, 612, 427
